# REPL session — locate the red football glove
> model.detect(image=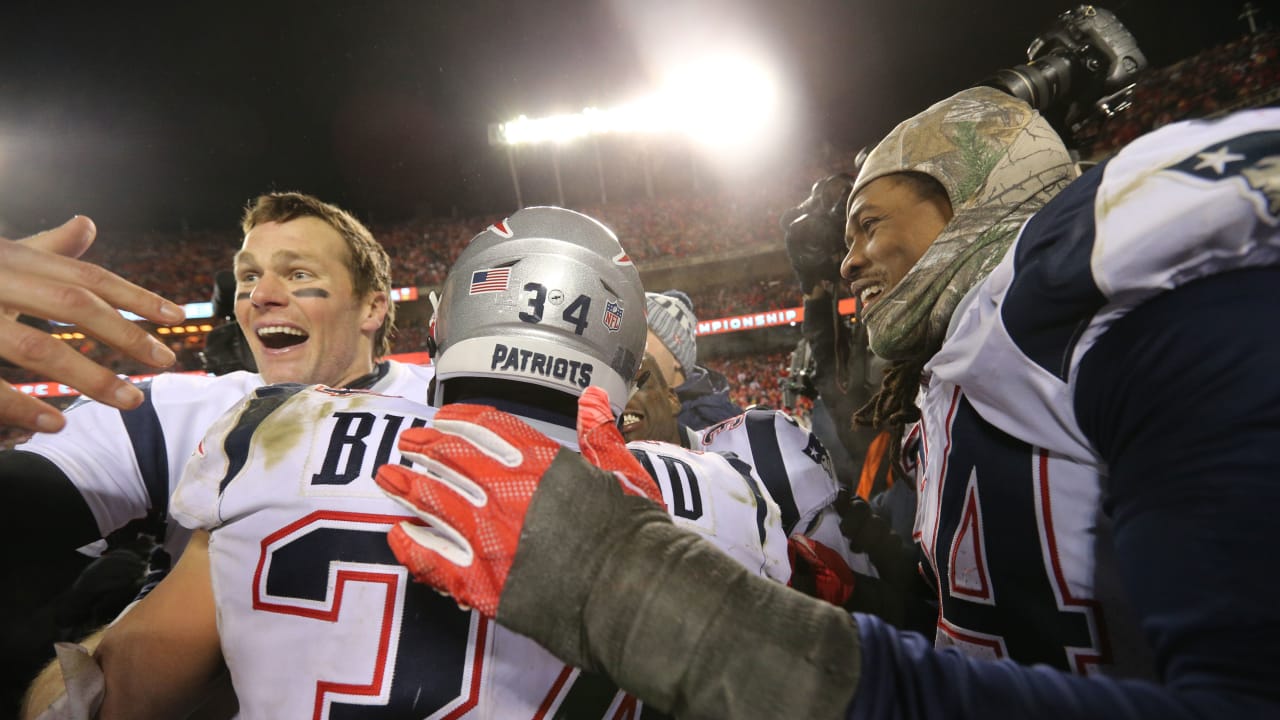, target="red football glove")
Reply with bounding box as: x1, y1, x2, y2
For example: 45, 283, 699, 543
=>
575, 386, 665, 506
787, 535, 856, 607
375, 388, 662, 617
